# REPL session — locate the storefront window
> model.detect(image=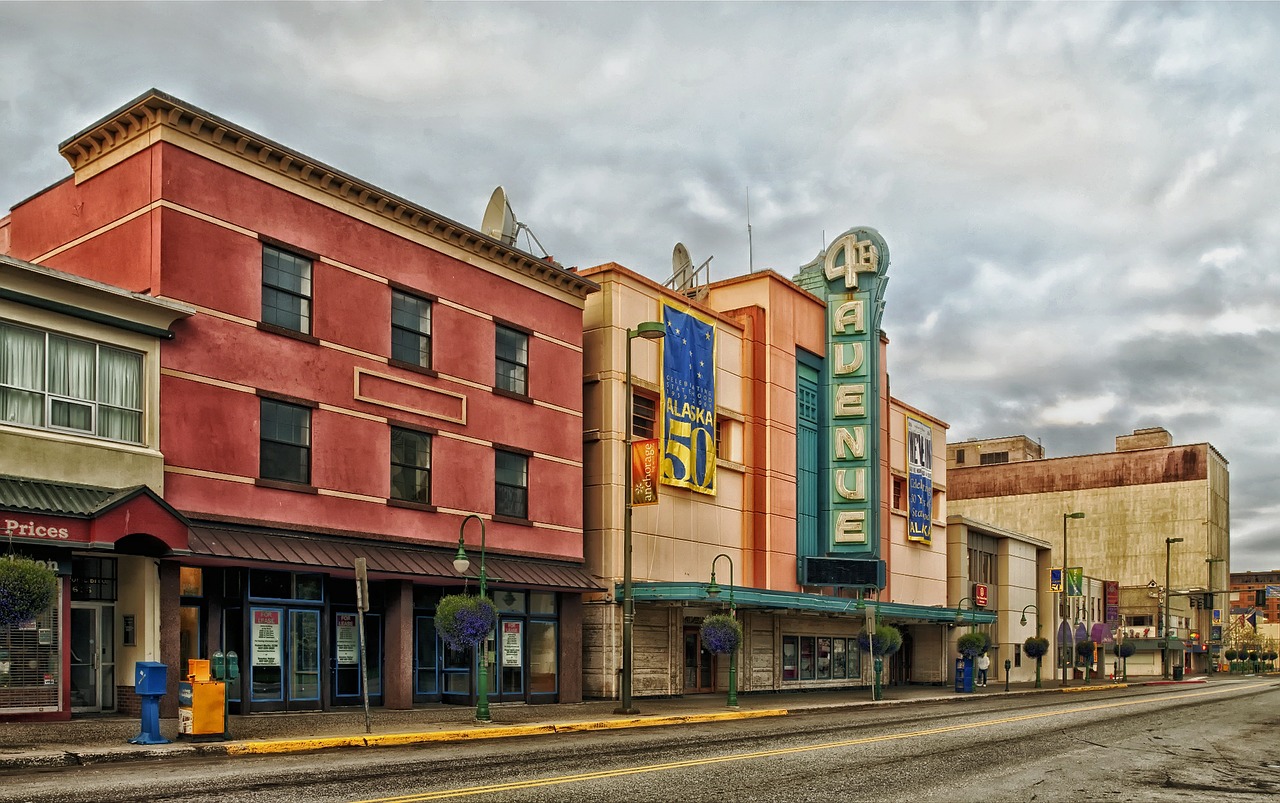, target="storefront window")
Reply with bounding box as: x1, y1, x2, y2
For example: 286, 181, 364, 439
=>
800, 637, 815, 680
782, 636, 798, 681
495, 591, 526, 614
817, 637, 832, 680
527, 621, 557, 694
179, 567, 204, 597
0, 589, 60, 714
414, 616, 438, 695
529, 591, 556, 615
833, 639, 847, 678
